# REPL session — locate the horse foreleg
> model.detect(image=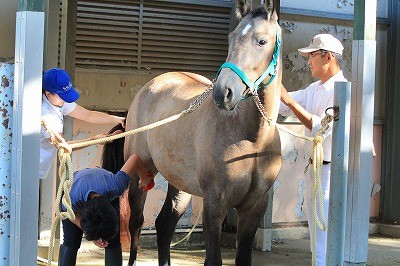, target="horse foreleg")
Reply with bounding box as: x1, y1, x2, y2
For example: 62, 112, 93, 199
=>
155, 184, 192, 266
235, 193, 270, 266
127, 175, 147, 266
202, 194, 228, 266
